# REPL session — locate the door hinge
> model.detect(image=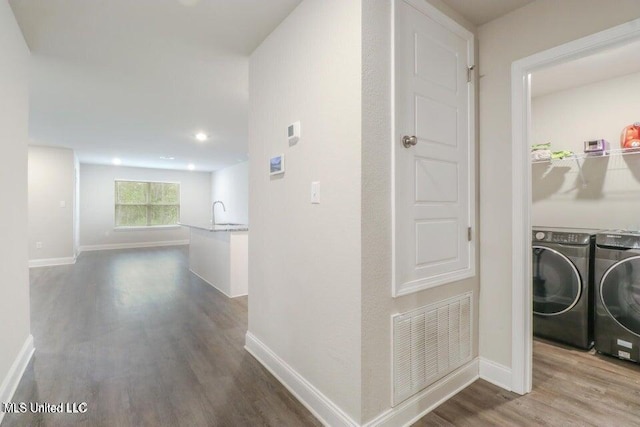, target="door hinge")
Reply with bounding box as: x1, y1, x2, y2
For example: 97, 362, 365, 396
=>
467, 65, 475, 83
468, 227, 472, 241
